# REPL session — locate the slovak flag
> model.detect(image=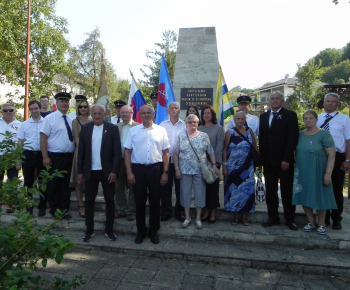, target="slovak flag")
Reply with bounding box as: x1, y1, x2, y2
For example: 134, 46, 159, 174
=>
155, 56, 175, 125
128, 73, 146, 123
